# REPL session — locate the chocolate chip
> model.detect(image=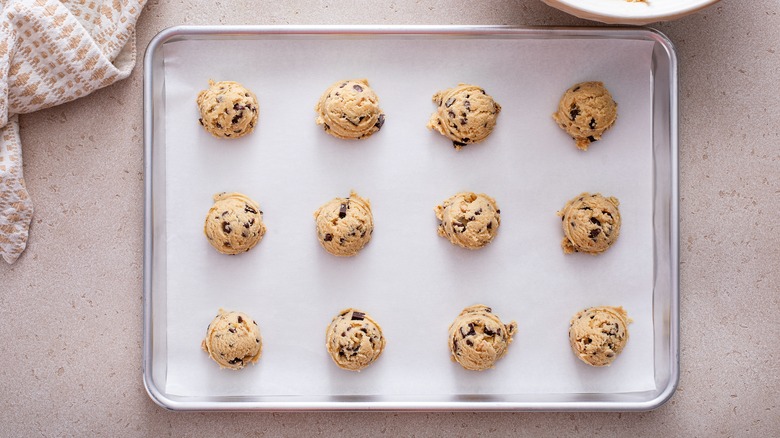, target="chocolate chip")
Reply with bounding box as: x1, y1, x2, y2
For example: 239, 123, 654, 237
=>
237, 316, 243, 323
582, 206, 591, 211
453, 340, 459, 353
607, 352, 615, 358
484, 327, 495, 336
341, 332, 346, 337
589, 228, 601, 239
229, 328, 236, 333
460, 118, 467, 126
375, 114, 385, 130
485, 307, 492, 313
228, 357, 242, 365
461, 137, 470, 143
340, 82, 347, 88
453, 141, 466, 148
475, 208, 482, 216
224, 133, 231, 137
486, 222, 492, 230
248, 218, 255, 226
351, 311, 365, 321
222, 221, 231, 233
464, 100, 471, 111
232, 113, 243, 124
496, 210, 500, 214
339, 237, 346, 245
465, 94, 470, 99
353, 84, 363, 92
324, 233, 333, 242
466, 339, 473, 347
569, 106, 580, 121
448, 110, 455, 118
587, 135, 597, 142
198, 118, 204, 126
590, 217, 601, 225
253, 320, 257, 325
339, 203, 347, 218
233, 103, 244, 111
605, 212, 613, 219
360, 328, 368, 334
584, 337, 592, 344
445, 97, 455, 108
216, 122, 223, 129
573, 86, 581, 92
